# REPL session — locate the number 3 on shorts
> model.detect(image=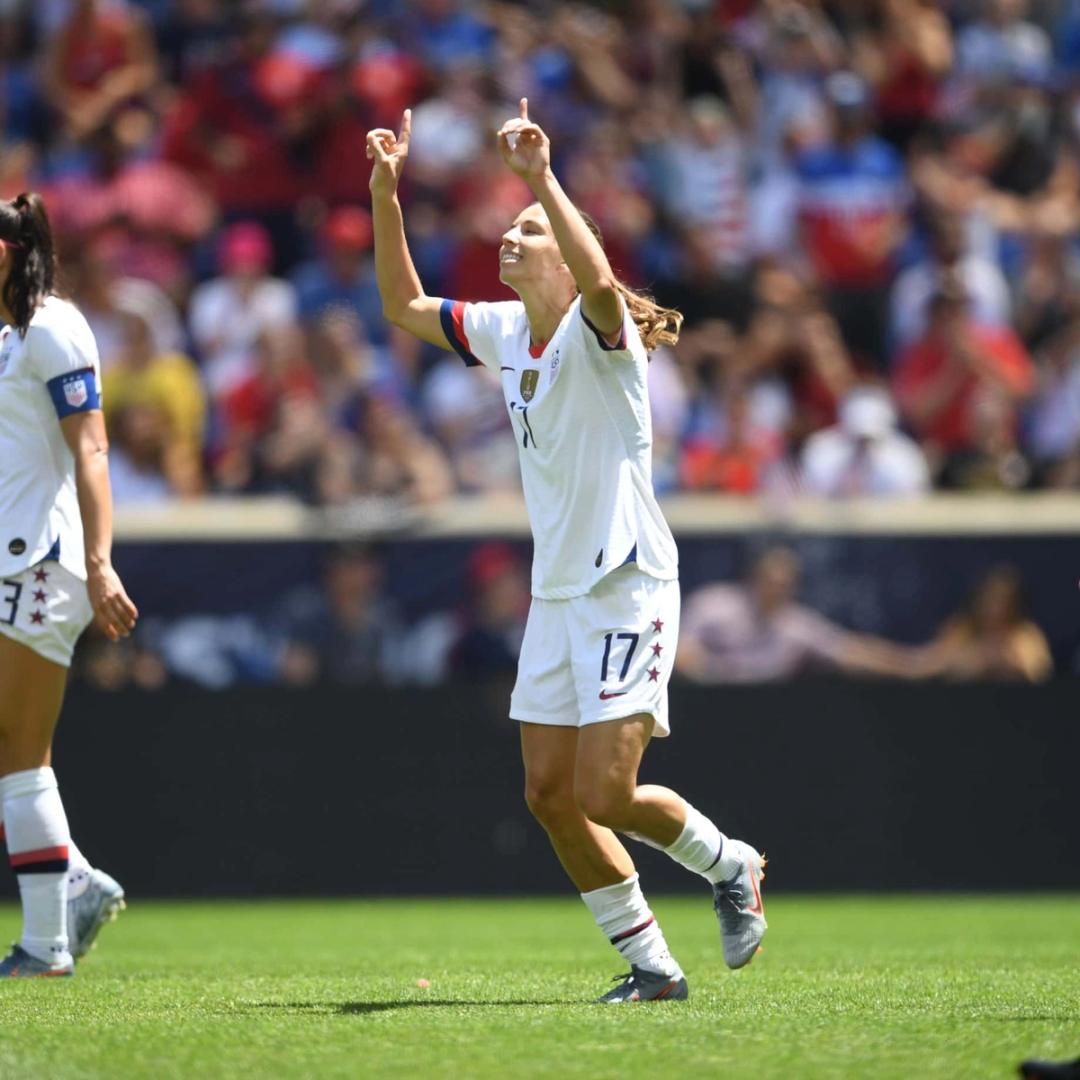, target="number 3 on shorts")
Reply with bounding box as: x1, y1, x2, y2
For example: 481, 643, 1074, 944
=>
600, 631, 639, 682
1, 579, 21, 626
